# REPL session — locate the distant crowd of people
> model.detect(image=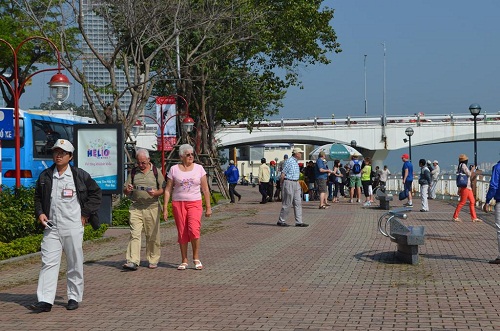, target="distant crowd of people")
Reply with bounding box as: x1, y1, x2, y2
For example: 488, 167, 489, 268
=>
226, 150, 498, 227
